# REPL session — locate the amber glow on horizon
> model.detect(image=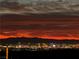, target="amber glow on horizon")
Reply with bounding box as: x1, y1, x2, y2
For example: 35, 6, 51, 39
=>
0, 15, 79, 40
0, 33, 79, 40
